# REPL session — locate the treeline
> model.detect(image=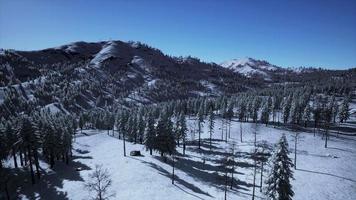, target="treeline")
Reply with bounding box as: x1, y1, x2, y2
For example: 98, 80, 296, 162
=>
0, 86, 351, 186
0, 111, 76, 185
